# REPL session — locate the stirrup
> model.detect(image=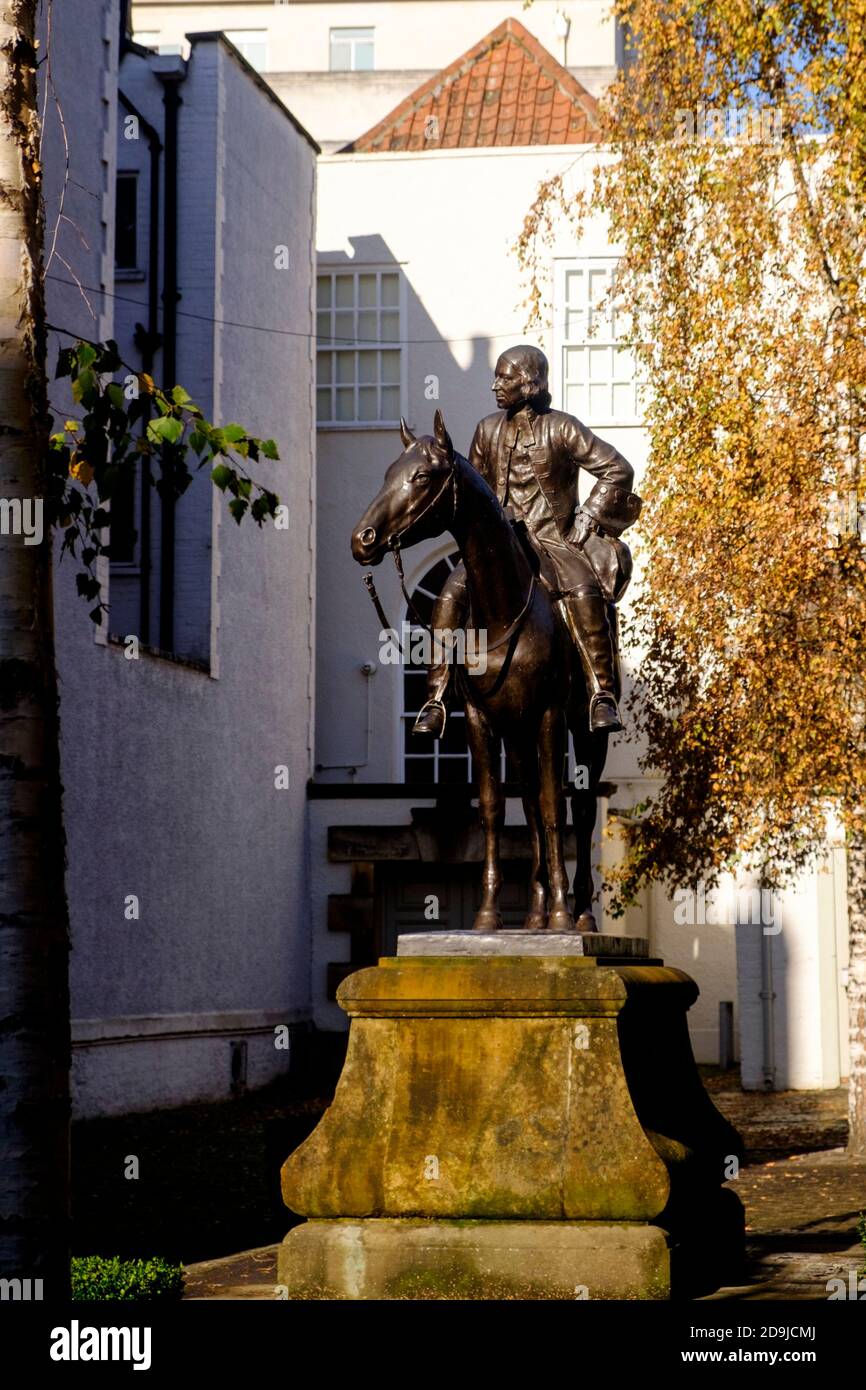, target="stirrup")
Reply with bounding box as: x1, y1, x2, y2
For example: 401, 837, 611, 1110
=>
589, 692, 623, 734
412, 699, 447, 738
